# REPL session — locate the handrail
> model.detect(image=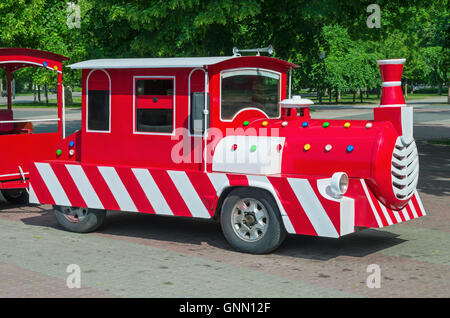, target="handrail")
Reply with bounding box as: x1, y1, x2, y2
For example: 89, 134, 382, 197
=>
0, 118, 60, 124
